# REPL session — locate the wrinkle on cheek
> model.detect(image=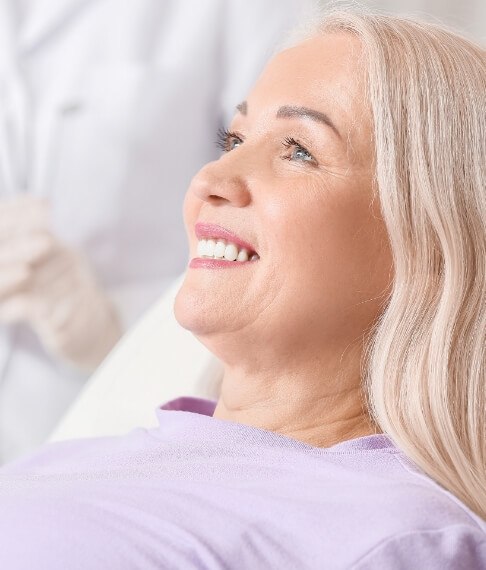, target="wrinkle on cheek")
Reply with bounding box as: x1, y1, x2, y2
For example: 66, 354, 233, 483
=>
247, 268, 283, 330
